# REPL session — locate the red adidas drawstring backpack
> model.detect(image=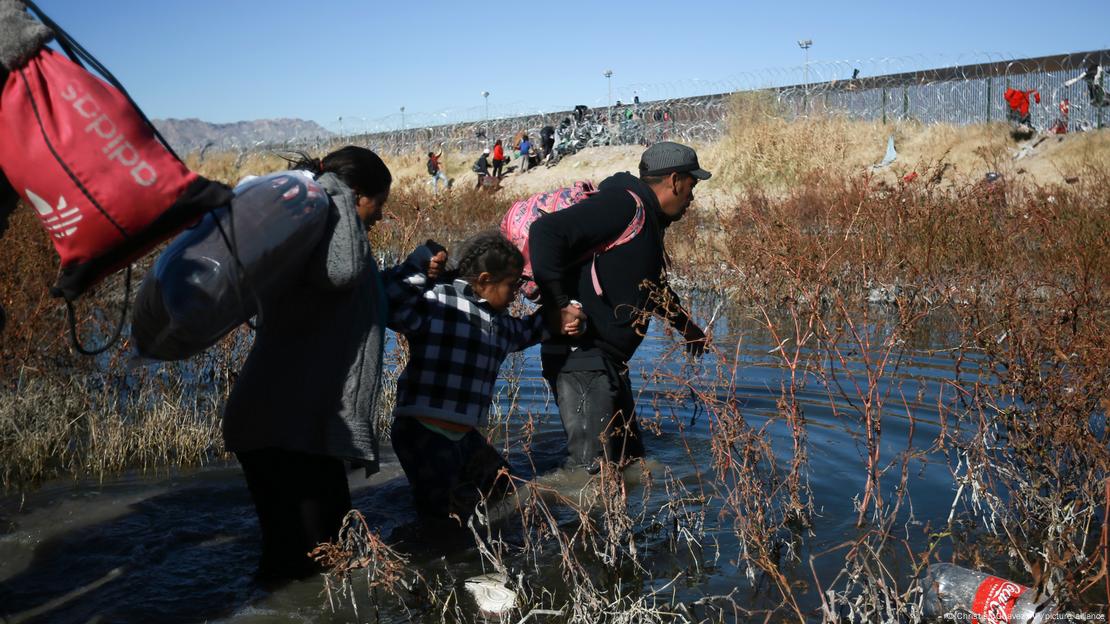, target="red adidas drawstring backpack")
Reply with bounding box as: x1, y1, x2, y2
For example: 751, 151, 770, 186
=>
0, 0, 234, 353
